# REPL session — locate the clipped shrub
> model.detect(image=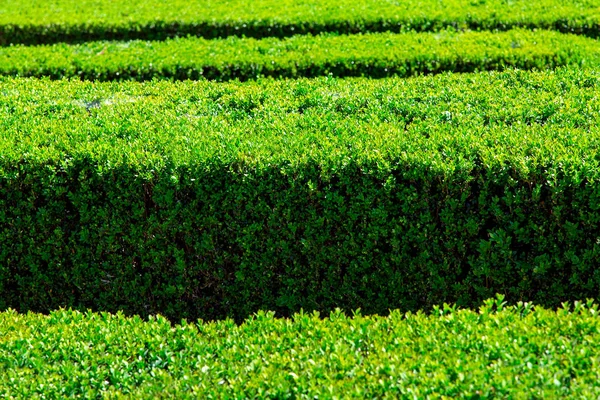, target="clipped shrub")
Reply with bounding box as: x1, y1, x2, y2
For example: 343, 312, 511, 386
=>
0, 29, 598, 81
0, 0, 598, 45
1, 68, 600, 321
1, 299, 600, 397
